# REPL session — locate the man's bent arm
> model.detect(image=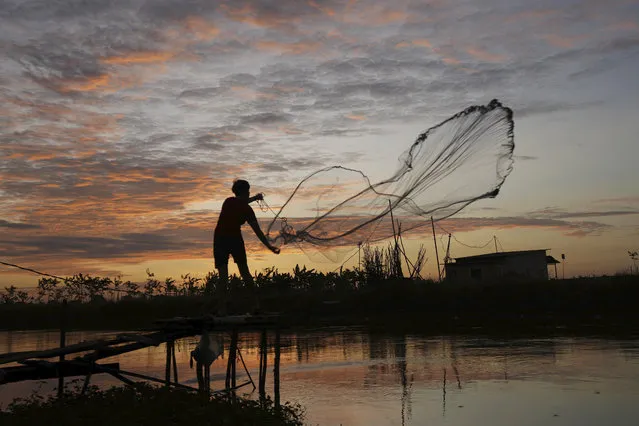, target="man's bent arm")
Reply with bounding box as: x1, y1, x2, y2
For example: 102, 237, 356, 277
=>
248, 220, 280, 253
